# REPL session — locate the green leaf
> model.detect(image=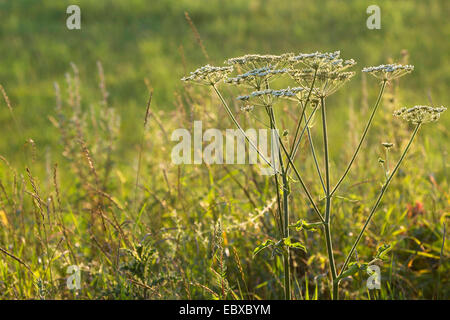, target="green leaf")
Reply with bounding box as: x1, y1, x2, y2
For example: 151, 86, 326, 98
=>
283, 237, 307, 252
289, 219, 322, 232
375, 243, 392, 260
253, 239, 275, 257
338, 262, 361, 279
